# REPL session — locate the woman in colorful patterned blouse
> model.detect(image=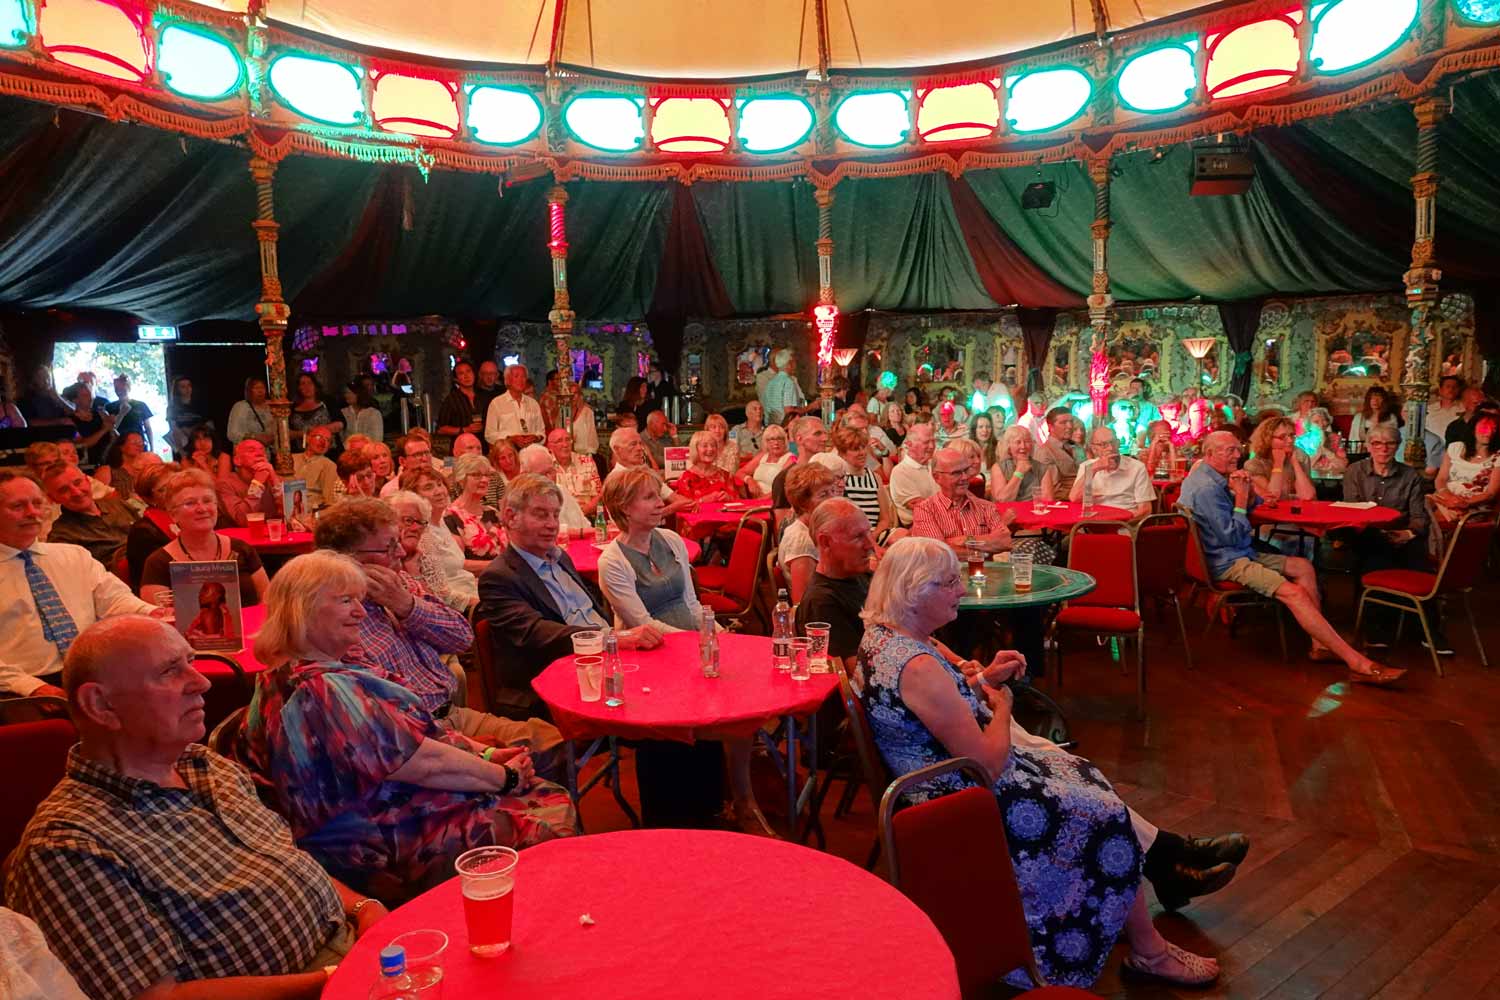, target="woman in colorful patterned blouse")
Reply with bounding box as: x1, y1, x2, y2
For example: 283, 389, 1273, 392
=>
443, 453, 506, 560
242, 550, 577, 905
